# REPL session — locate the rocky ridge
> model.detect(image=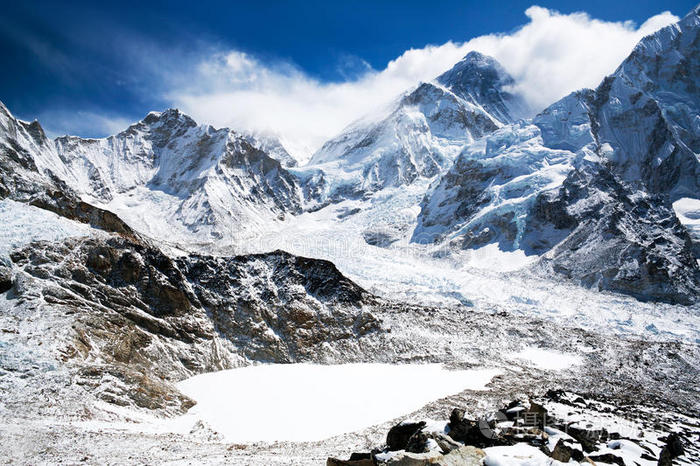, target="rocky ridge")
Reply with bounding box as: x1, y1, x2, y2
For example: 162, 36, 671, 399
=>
2, 233, 380, 414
